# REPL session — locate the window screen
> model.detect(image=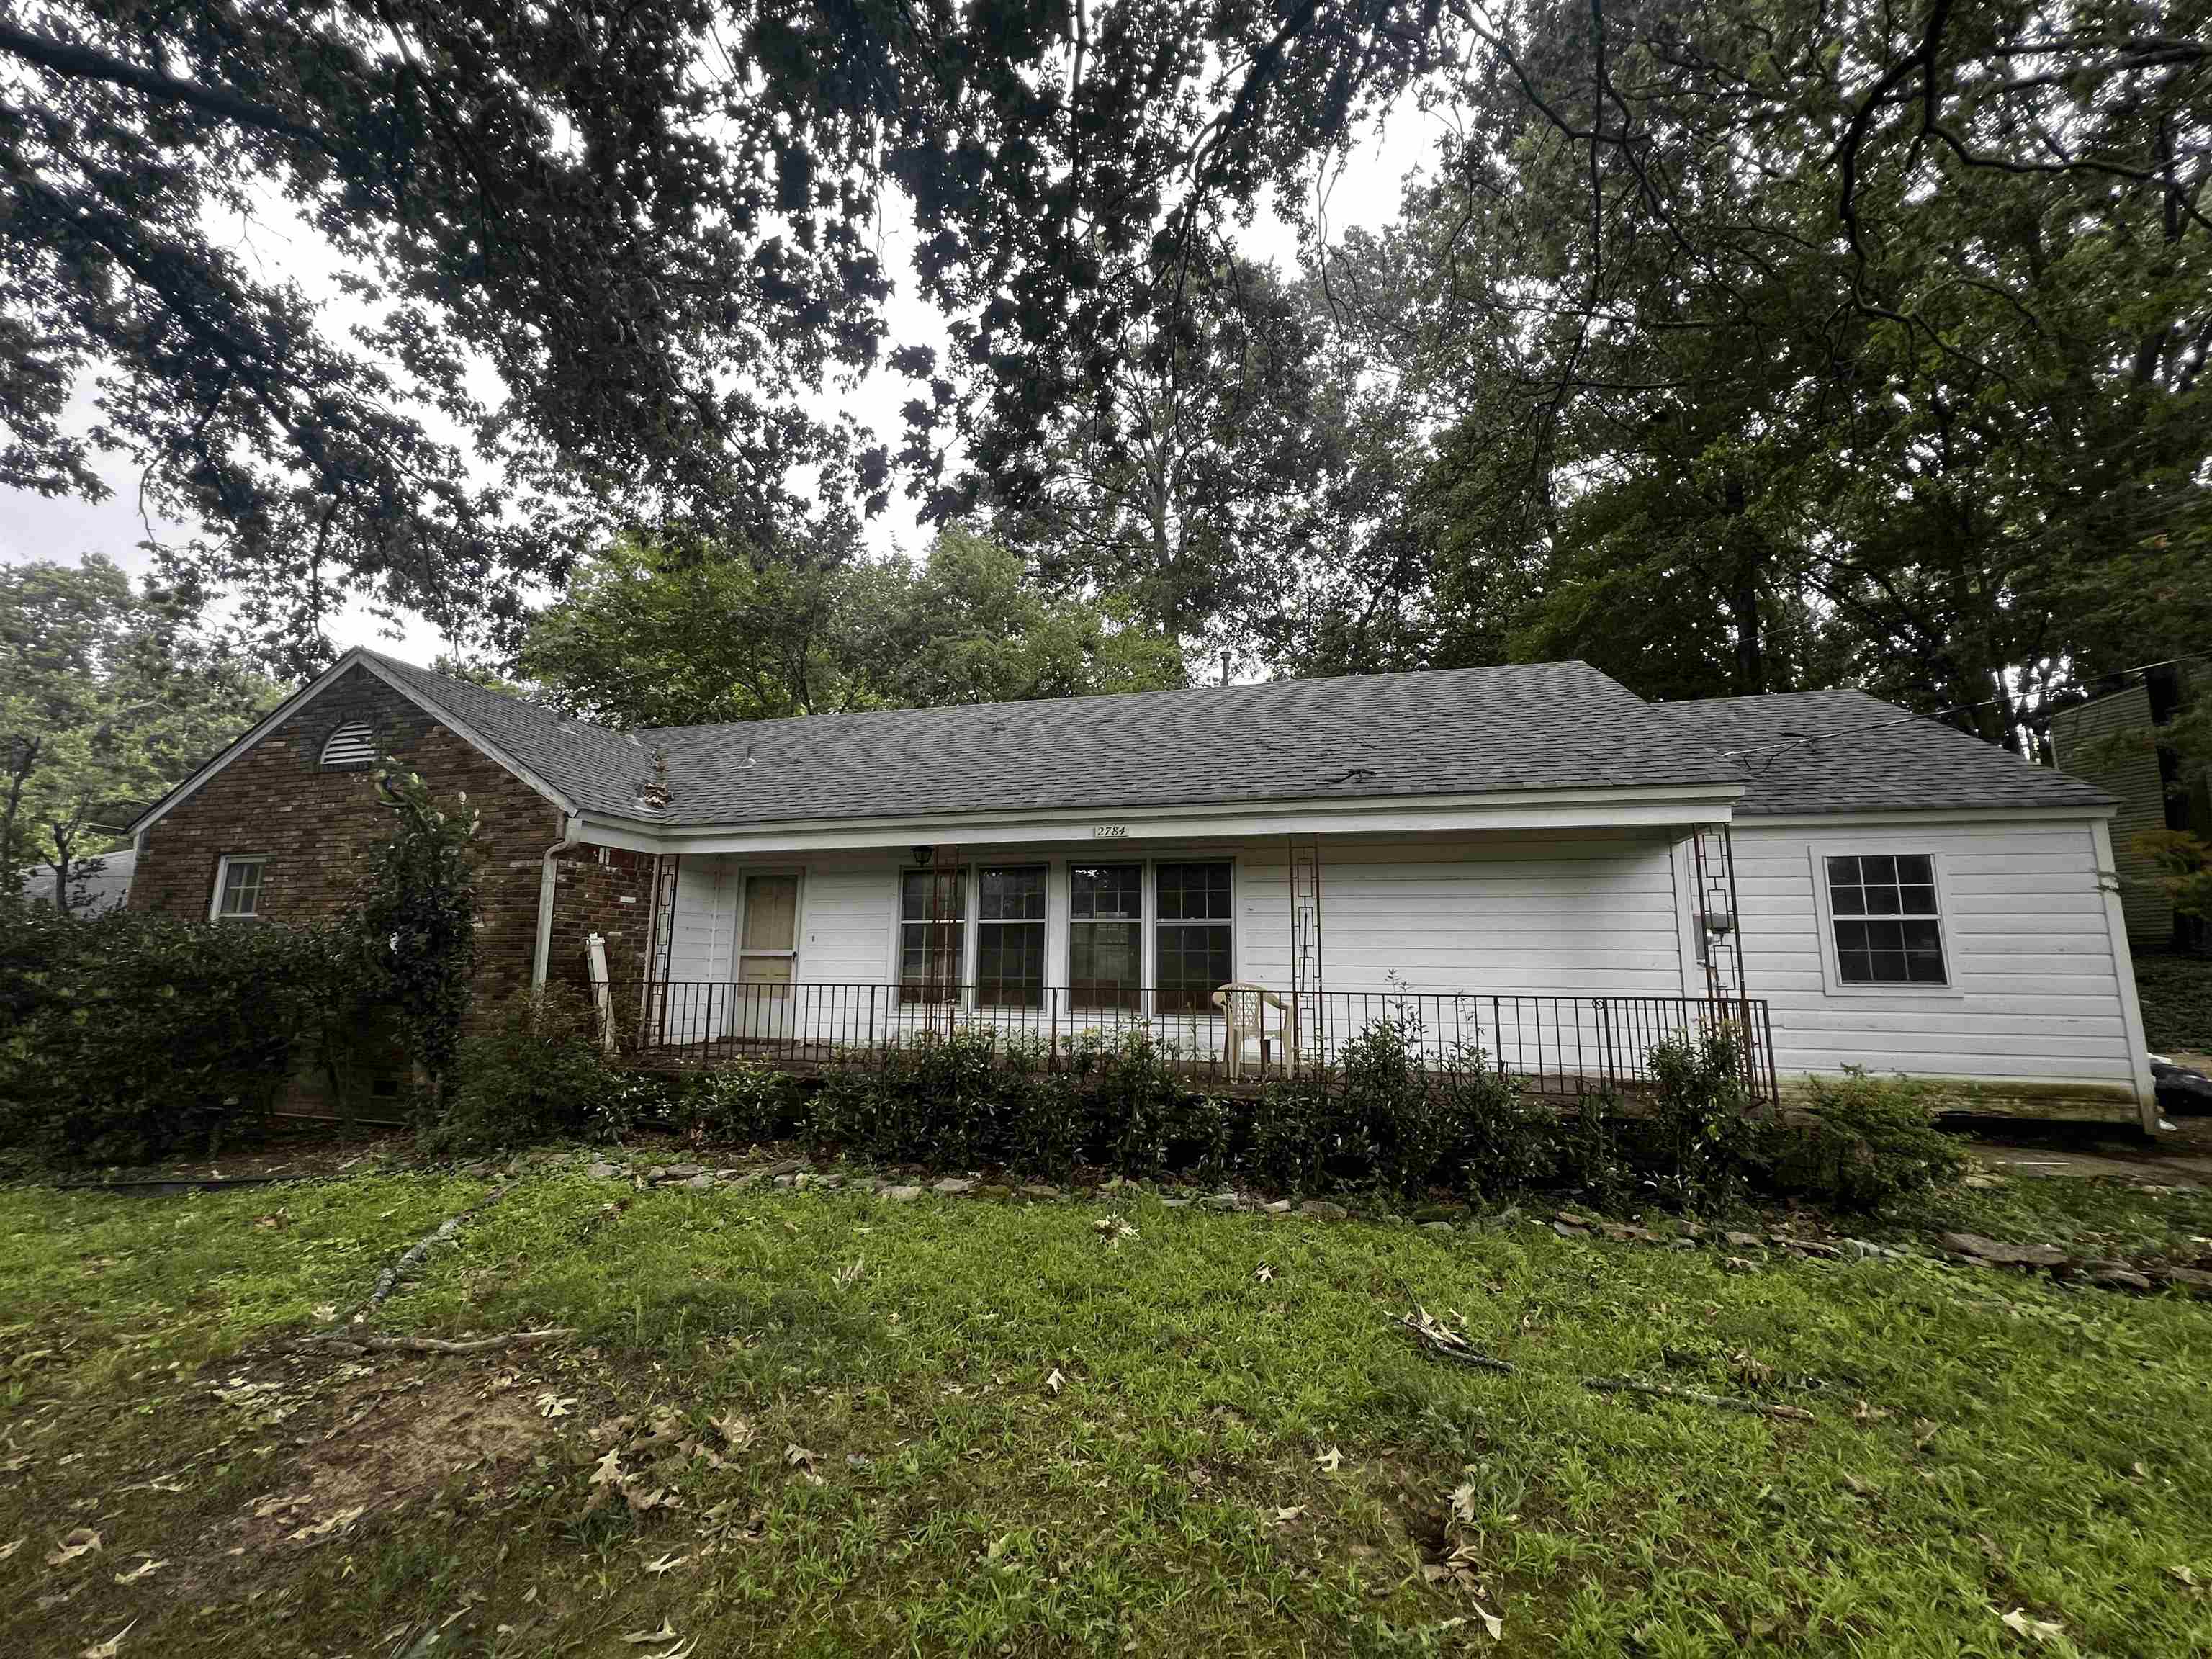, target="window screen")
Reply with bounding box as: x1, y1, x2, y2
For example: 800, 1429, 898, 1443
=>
1825, 854, 1946, 985
1155, 861, 1232, 1014
1070, 864, 1143, 1011
976, 866, 1046, 1008
899, 868, 964, 1003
